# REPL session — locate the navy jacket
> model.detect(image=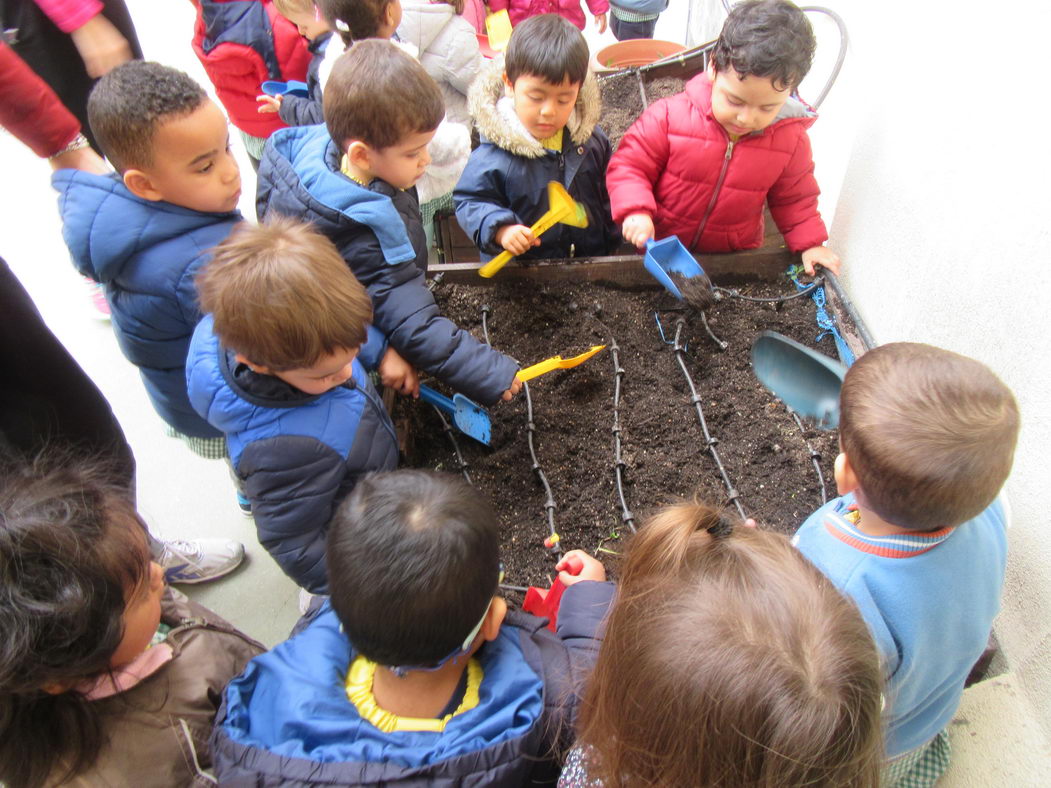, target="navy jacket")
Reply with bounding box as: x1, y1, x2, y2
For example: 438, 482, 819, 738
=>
454, 59, 619, 261
211, 581, 616, 786
54, 169, 240, 438
186, 315, 398, 593
278, 32, 330, 127
257, 124, 519, 405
